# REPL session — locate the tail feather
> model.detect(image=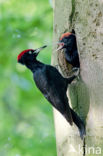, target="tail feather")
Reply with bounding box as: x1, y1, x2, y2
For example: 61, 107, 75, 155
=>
70, 108, 86, 139
64, 112, 73, 126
